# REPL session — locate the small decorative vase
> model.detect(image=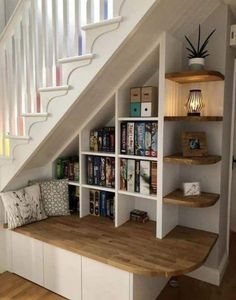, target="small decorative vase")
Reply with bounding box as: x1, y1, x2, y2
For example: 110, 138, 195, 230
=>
189, 58, 205, 71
